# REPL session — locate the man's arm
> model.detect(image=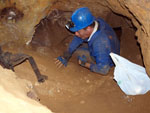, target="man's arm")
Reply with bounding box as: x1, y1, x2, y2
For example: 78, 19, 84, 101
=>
55, 36, 83, 68
90, 37, 112, 75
